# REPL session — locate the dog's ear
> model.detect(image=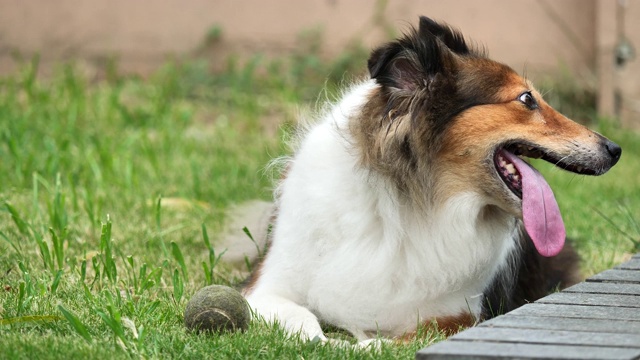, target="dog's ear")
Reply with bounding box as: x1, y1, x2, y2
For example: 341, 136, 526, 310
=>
367, 48, 428, 93
417, 16, 470, 55
368, 16, 468, 93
